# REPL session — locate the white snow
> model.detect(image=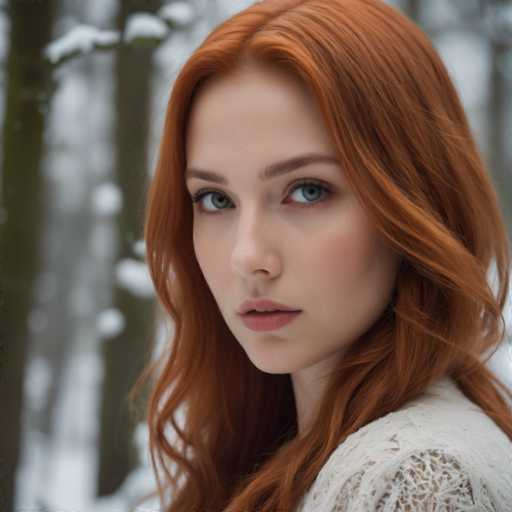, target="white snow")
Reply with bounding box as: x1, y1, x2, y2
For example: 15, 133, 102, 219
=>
44, 443, 98, 510
116, 258, 155, 298
124, 13, 169, 43
158, 2, 196, 27
15, 430, 48, 510
45, 24, 120, 64
16, 344, 161, 512
133, 239, 147, 258
92, 182, 123, 216
96, 308, 126, 338
43, 350, 103, 509
16, 350, 104, 511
